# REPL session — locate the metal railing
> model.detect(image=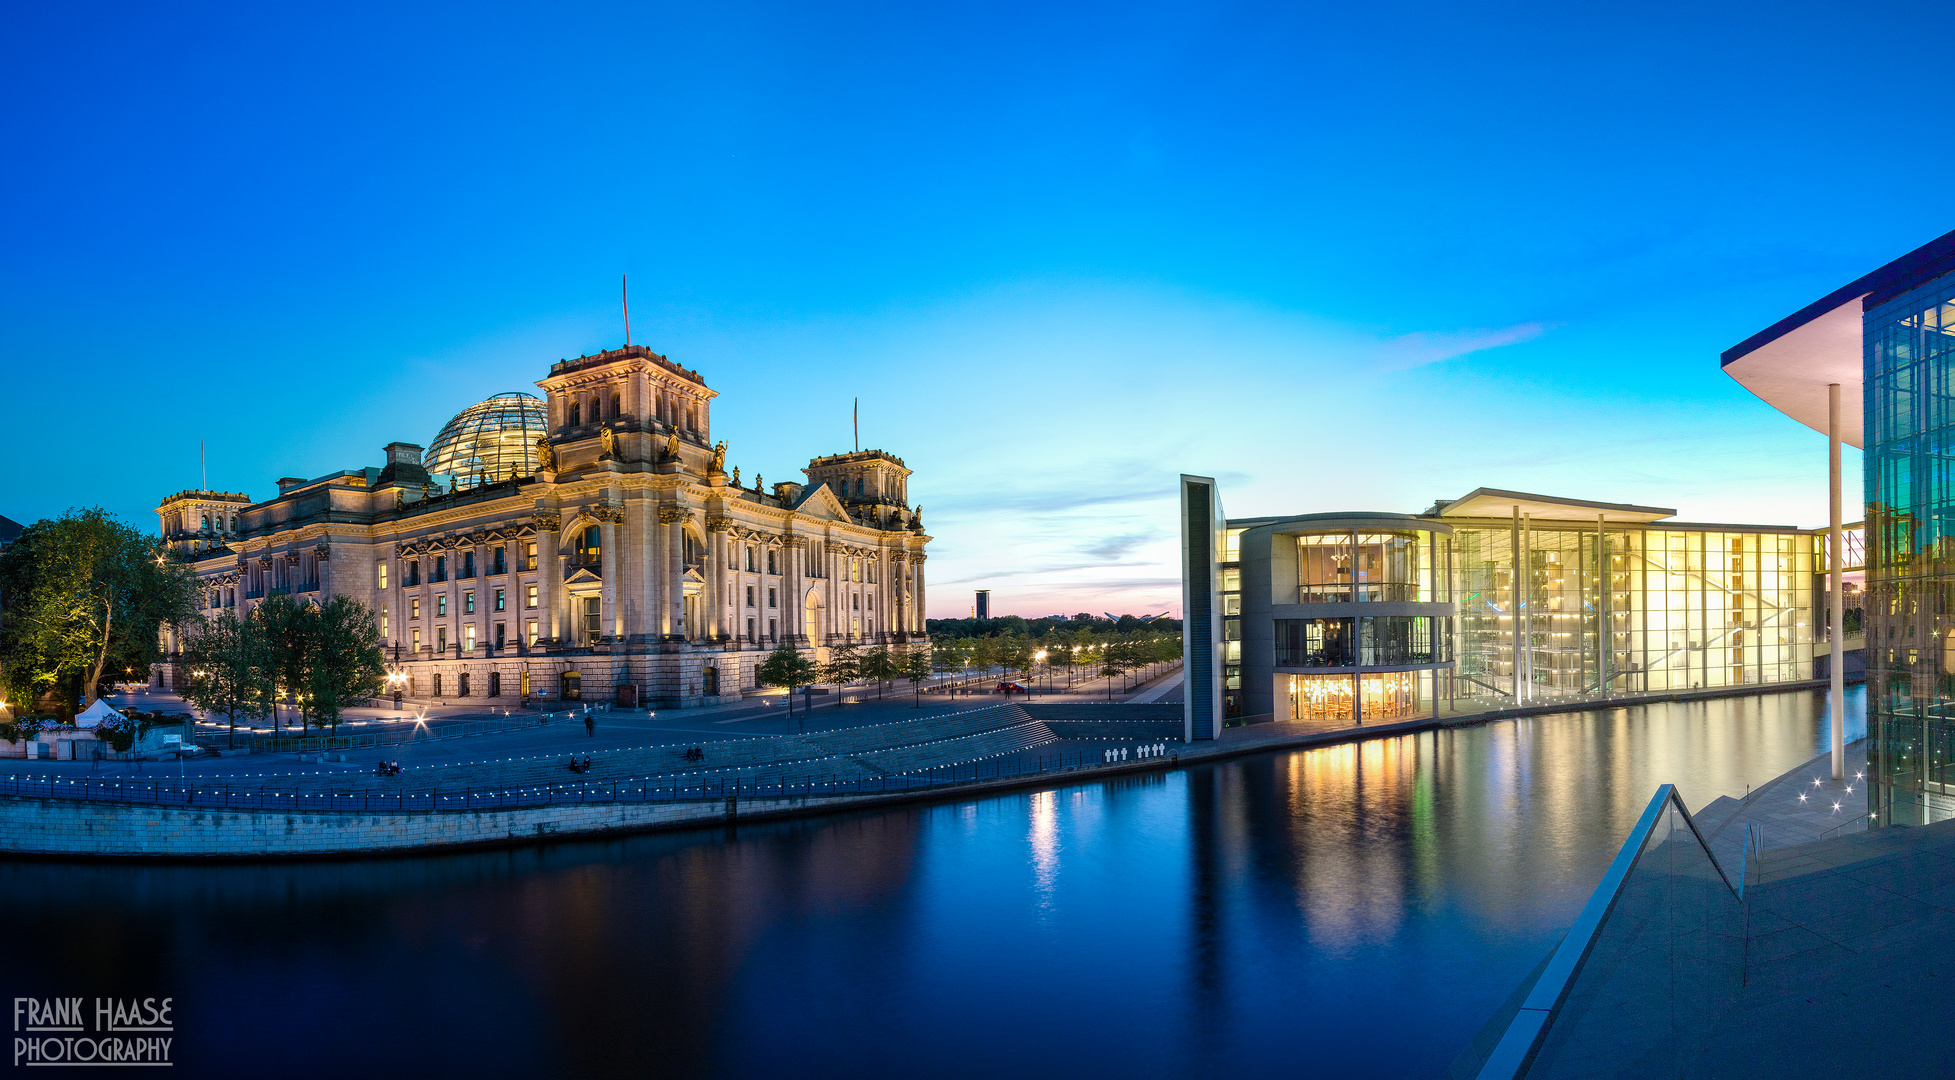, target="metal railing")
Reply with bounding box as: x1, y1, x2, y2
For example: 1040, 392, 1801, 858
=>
200, 705, 613, 753
0, 745, 1182, 814
1475, 785, 1746, 1080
